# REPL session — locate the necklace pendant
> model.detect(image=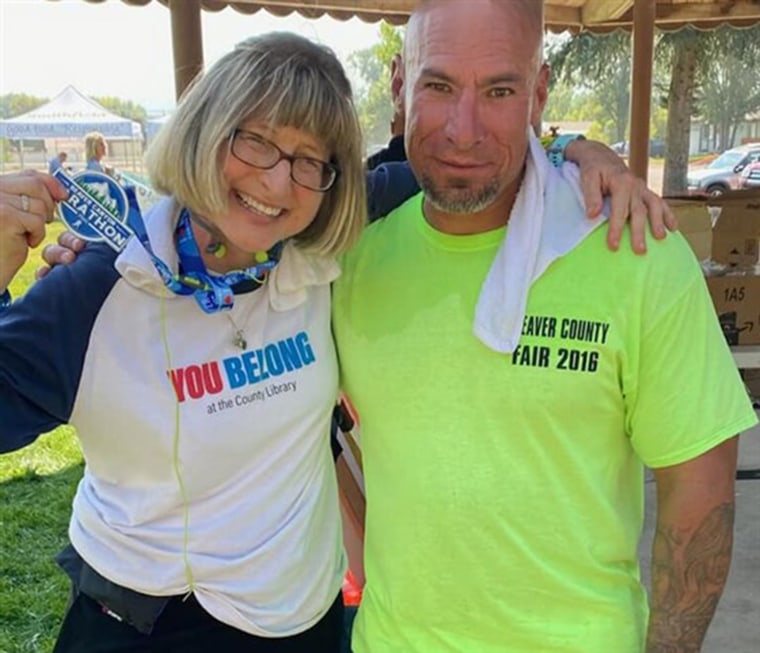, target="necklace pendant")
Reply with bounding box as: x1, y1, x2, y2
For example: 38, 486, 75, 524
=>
233, 330, 247, 350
